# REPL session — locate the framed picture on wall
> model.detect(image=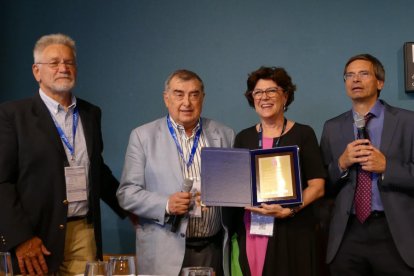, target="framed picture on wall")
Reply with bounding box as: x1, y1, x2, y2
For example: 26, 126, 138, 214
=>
404, 42, 414, 92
